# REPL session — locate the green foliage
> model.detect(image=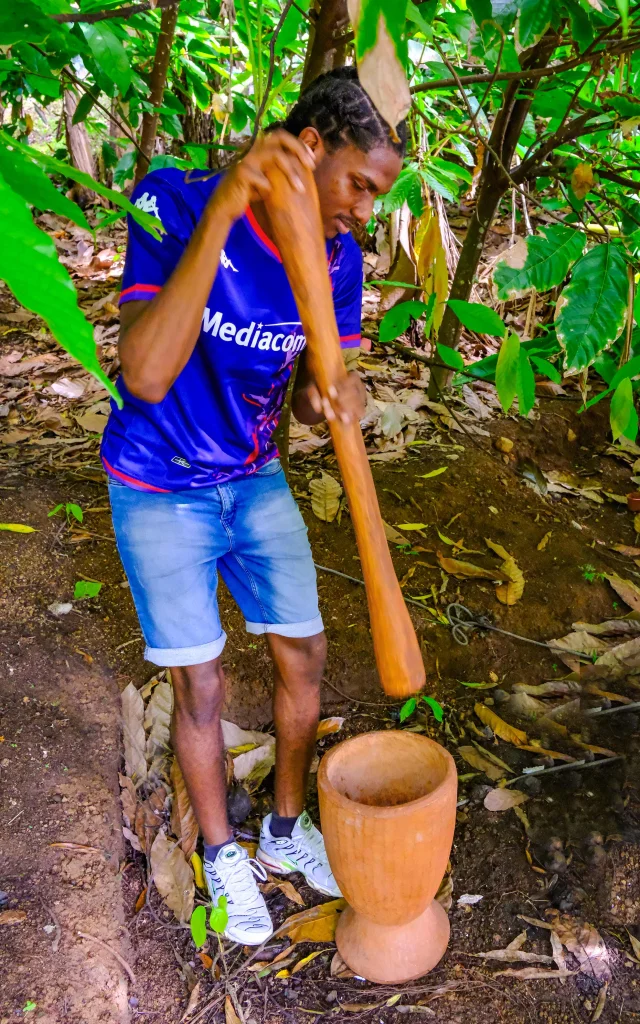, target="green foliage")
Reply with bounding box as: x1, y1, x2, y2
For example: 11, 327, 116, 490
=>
556, 245, 629, 372
436, 343, 465, 371
190, 904, 207, 948
495, 333, 521, 413
447, 300, 506, 337
379, 296, 435, 342
0, 142, 89, 231
73, 580, 103, 600
399, 694, 444, 723
494, 226, 585, 300
48, 502, 83, 524
209, 894, 228, 934
81, 23, 132, 96
610, 377, 638, 441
